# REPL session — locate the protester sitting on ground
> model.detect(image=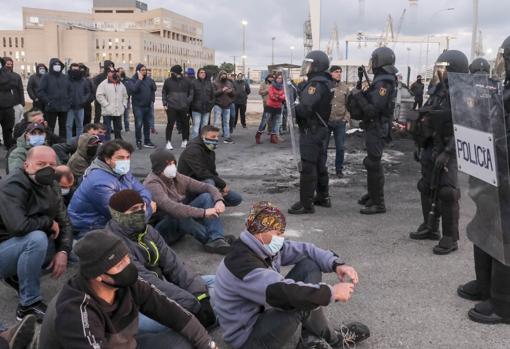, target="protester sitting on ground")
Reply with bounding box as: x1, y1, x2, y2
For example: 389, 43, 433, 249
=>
38, 230, 216, 349
8, 122, 61, 173
51, 122, 106, 164
0, 315, 37, 349
214, 201, 370, 349
96, 67, 128, 140
0, 146, 73, 323
212, 70, 235, 144
67, 133, 101, 182
145, 148, 232, 254
178, 125, 242, 208
68, 139, 155, 239
105, 190, 217, 330
13, 109, 64, 146
55, 165, 76, 206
